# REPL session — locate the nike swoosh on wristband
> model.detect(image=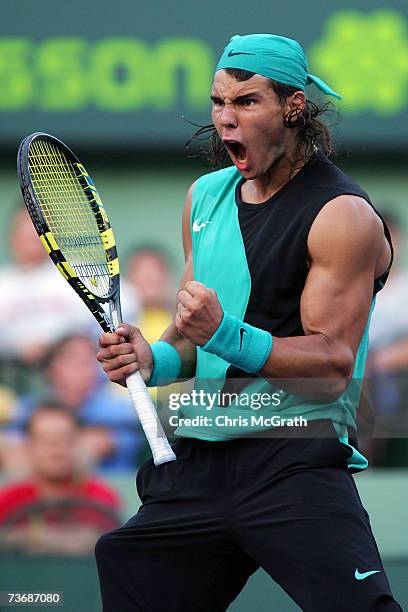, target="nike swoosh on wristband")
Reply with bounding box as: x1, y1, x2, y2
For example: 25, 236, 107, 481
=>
227, 50, 256, 57
239, 327, 246, 352
355, 569, 380, 581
